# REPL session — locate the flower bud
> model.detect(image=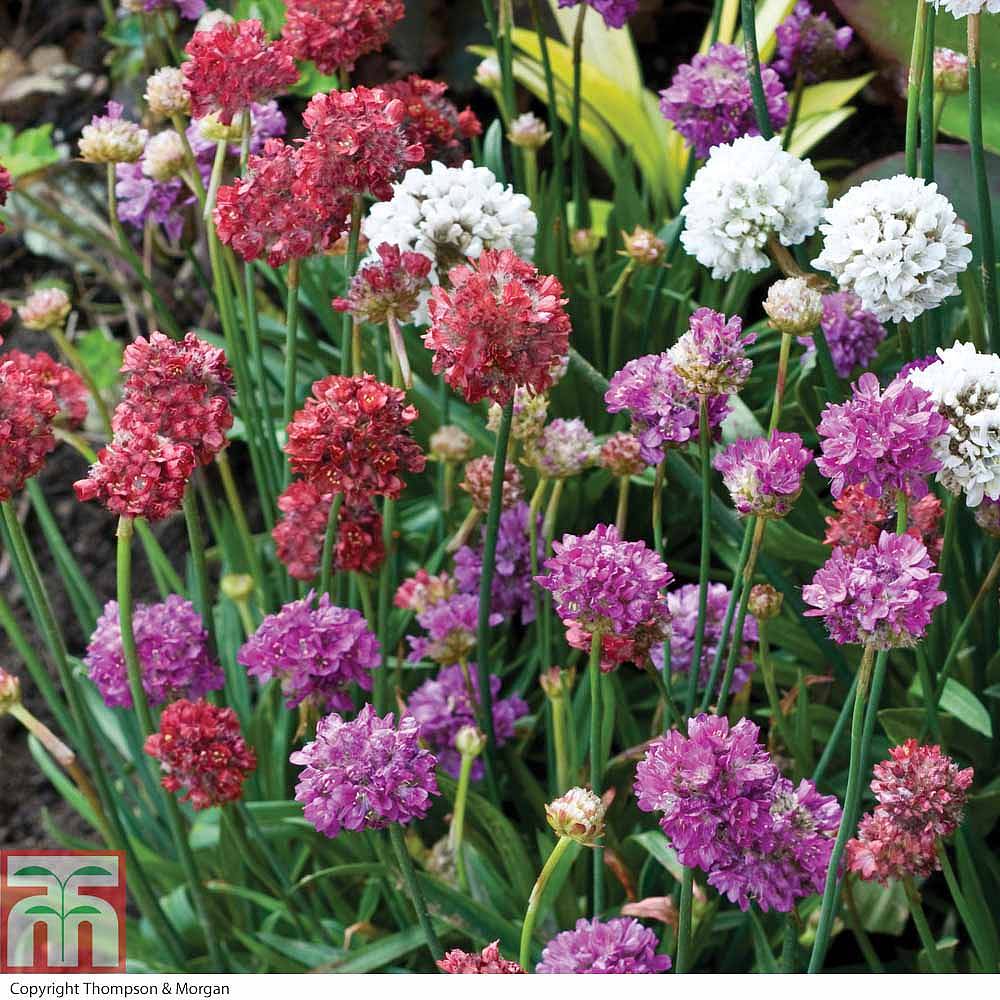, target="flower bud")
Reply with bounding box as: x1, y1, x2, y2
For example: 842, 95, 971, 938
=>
145, 67, 190, 119
475, 58, 502, 91
143, 130, 186, 181
221, 573, 255, 602
974, 498, 1000, 538
763, 276, 823, 335
546, 787, 606, 846
0, 668, 21, 714
570, 228, 601, 257
488, 388, 548, 442
508, 112, 550, 150
747, 583, 783, 621
620, 226, 665, 266
599, 432, 646, 478
934, 48, 969, 95
197, 112, 244, 143
18, 287, 71, 331
540, 666, 575, 700
430, 424, 474, 463
79, 102, 147, 164
455, 725, 486, 758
